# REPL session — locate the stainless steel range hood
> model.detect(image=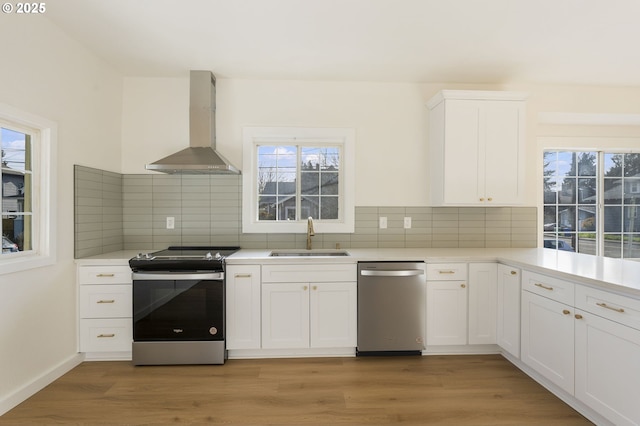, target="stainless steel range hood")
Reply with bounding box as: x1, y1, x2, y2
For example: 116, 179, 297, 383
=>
146, 71, 240, 174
